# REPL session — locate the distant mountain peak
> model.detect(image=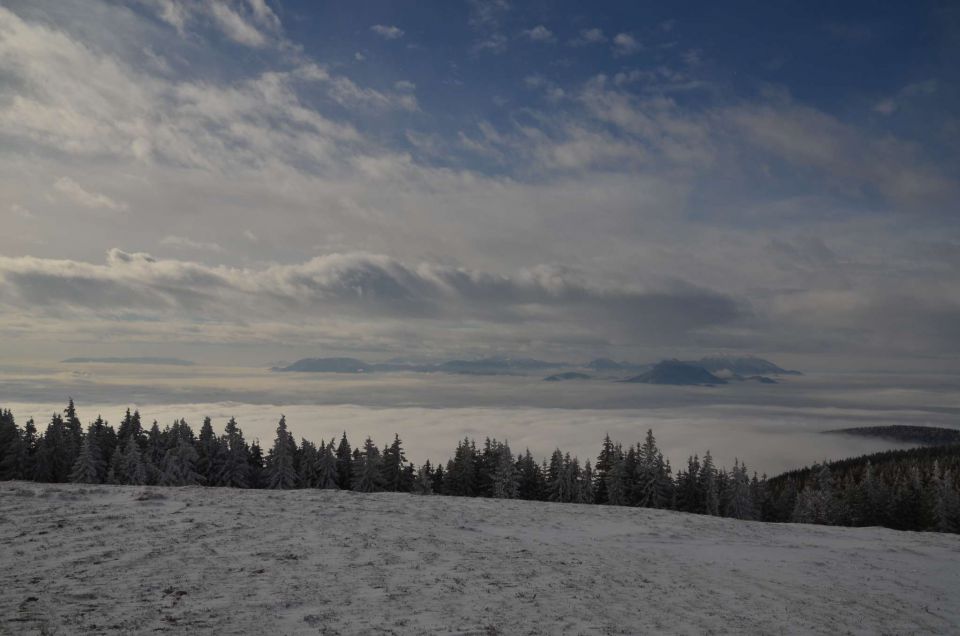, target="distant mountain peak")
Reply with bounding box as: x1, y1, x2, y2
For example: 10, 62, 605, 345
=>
623, 360, 726, 386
